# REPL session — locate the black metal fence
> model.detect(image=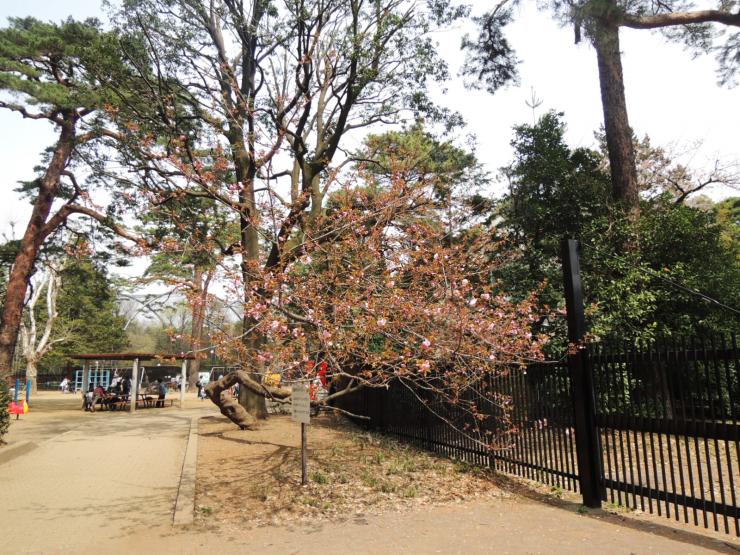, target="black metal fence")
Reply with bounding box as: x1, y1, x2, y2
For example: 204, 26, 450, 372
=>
592, 336, 739, 535
348, 364, 579, 485
336, 334, 740, 536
